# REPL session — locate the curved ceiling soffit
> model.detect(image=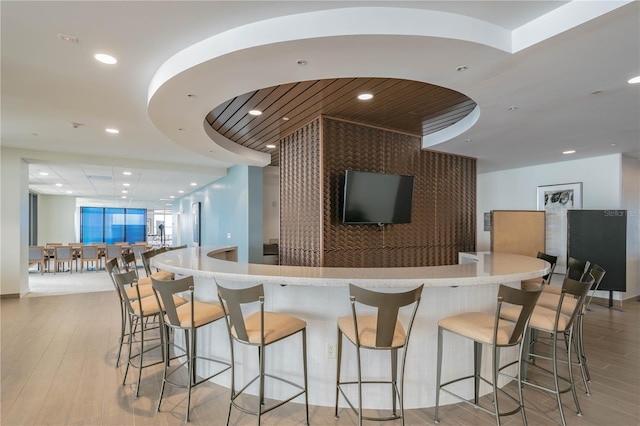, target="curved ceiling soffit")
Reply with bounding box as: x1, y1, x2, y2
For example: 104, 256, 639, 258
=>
148, 7, 511, 167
